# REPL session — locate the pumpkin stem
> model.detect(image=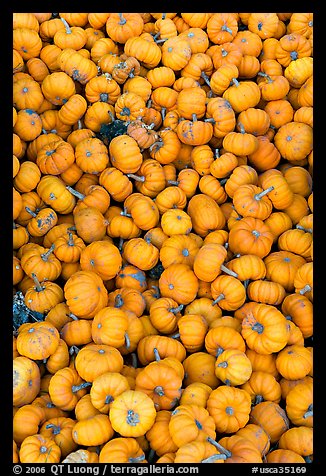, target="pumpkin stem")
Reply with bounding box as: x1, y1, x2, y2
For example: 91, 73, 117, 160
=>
127, 173, 146, 182
201, 71, 211, 87
131, 352, 138, 368
25, 206, 37, 218
114, 294, 124, 308
67, 232, 75, 246
118, 13, 127, 25
303, 404, 313, 419
254, 186, 274, 200
212, 293, 225, 305
100, 93, 109, 103
69, 345, 80, 355
155, 38, 168, 43
151, 285, 161, 298
149, 140, 164, 153
217, 361, 228, 368
202, 454, 227, 463
71, 382, 92, 393
66, 185, 85, 200
147, 448, 156, 463
161, 107, 166, 120
126, 409, 140, 426
258, 71, 273, 83
129, 454, 145, 463
296, 224, 313, 234
31, 273, 44, 292
68, 226, 77, 232
118, 237, 124, 251
60, 17, 72, 34
120, 208, 132, 218
220, 264, 238, 278
204, 117, 216, 124
69, 345, 79, 355
216, 347, 224, 357
167, 180, 179, 186
162, 13, 166, 20
206, 437, 232, 458
254, 394, 264, 405
225, 406, 234, 415
231, 77, 240, 87
69, 313, 79, 321
192, 113, 197, 122
221, 24, 233, 34
41, 244, 55, 261
238, 122, 246, 134
103, 72, 113, 81
243, 279, 250, 289
169, 304, 184, 314
120, 107, 131, 117
252, 322, 264, 334
154, 385, 165, 396
153, 347, 161, 361
219, 178, 228, 185
45, 423, 61, 435
105, 395, 114, 404
170, 332, 180, 339
125, 332, 130, 349
299, 284, 312, 295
